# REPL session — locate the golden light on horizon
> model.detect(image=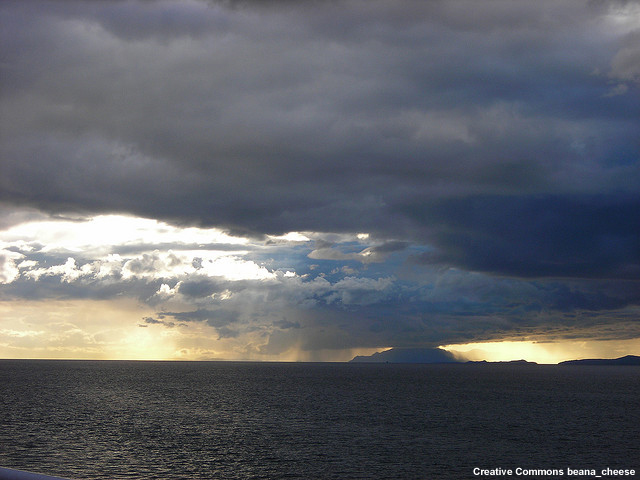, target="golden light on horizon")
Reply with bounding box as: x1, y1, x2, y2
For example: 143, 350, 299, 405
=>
0, 299, 170, 360
0, 298, 388, 362
442, 338, 640, 364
